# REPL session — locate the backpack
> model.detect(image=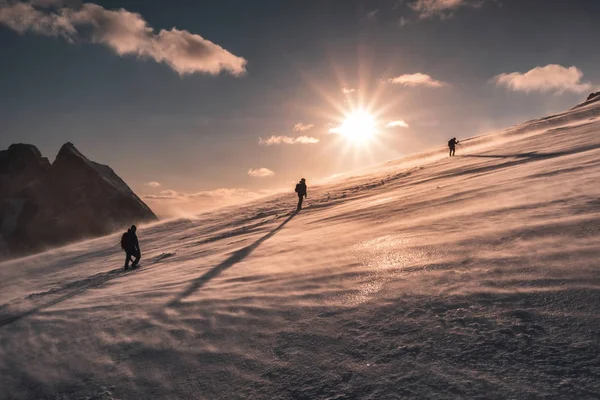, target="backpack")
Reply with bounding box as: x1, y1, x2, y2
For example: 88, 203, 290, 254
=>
120, 231, 129, 250
448, 139, 453, 146
295, 184, 300, 193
